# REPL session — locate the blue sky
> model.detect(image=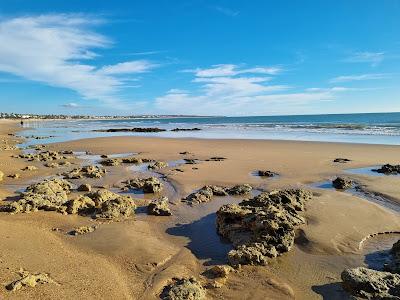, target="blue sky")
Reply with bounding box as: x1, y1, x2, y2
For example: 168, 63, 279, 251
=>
0, 0, 399, 116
